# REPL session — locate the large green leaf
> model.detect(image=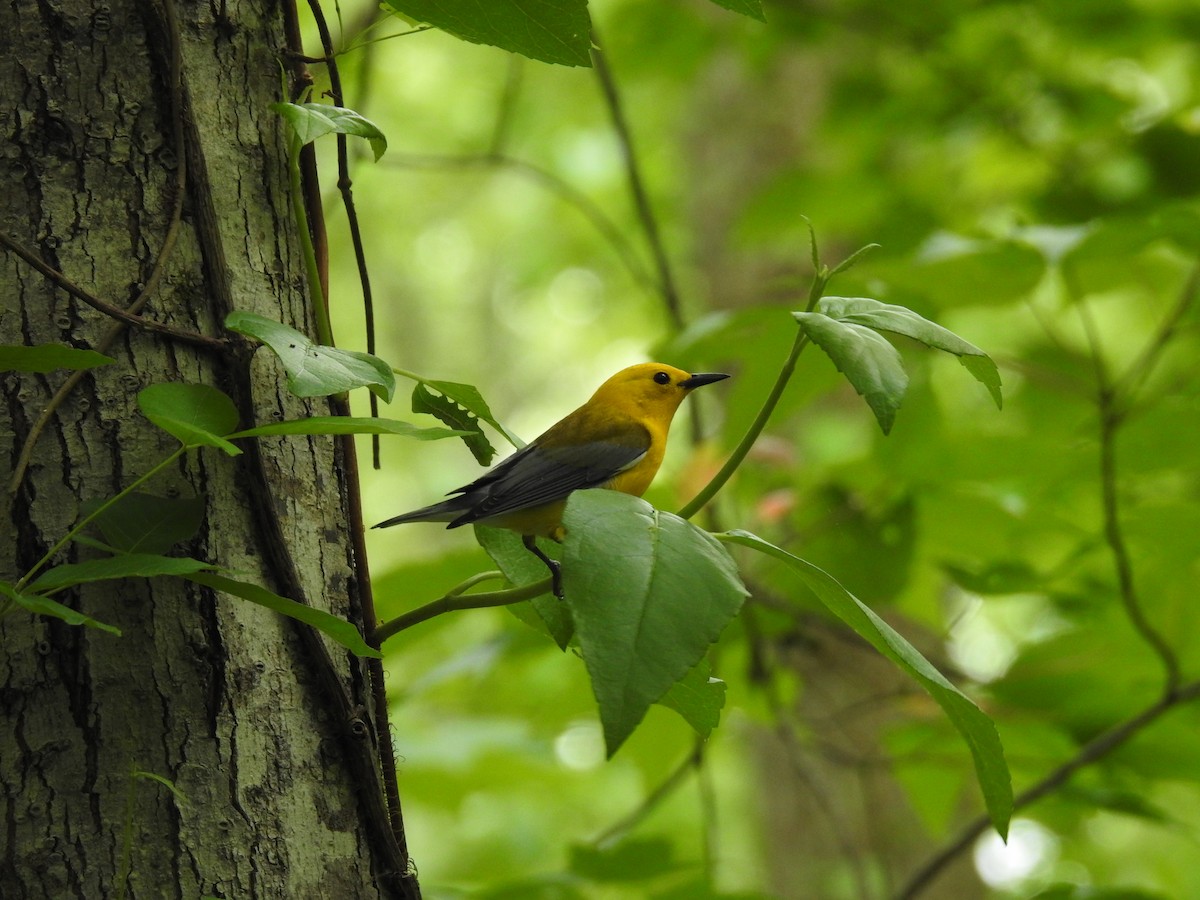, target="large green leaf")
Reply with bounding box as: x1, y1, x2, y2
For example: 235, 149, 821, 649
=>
224, 311, 395, 402
1, 581, 121, 635
272, 102, 387, 161
383, 0, 592, 67
137, 383, 241, 454
0, 344, 114, 373
561, 491, 747, 756
721, 529, 1012, 838
792, 311, 909, 434
185, 571, 381, 659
